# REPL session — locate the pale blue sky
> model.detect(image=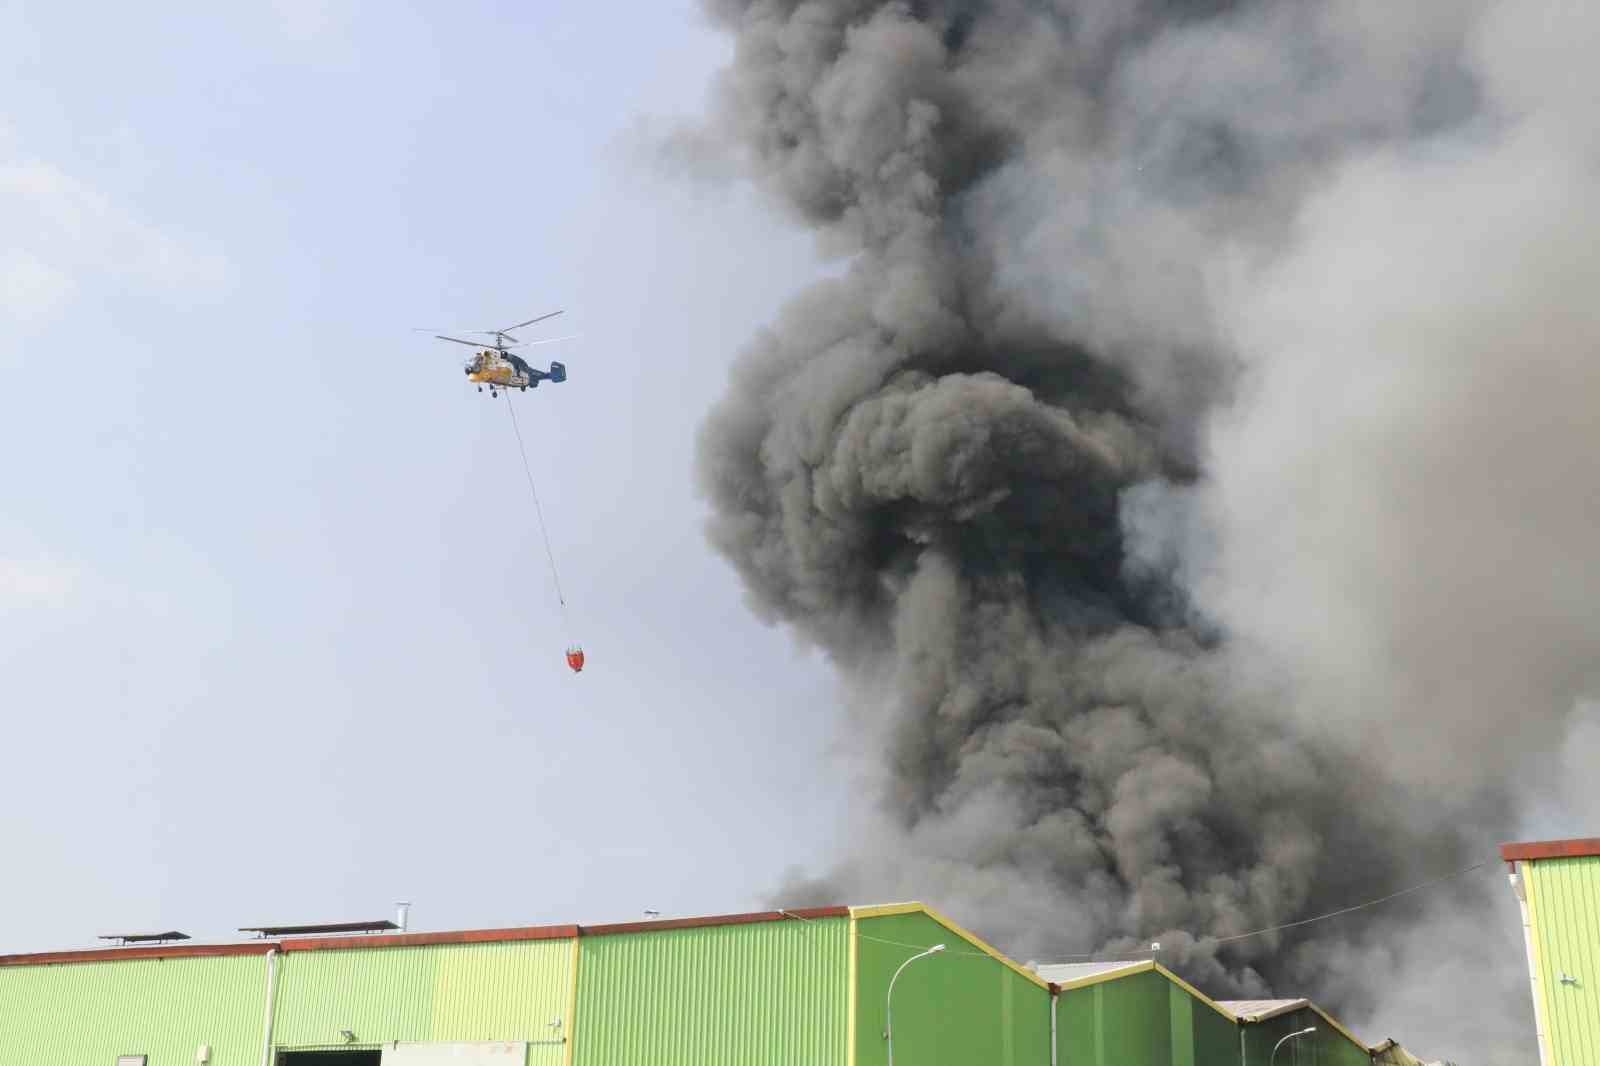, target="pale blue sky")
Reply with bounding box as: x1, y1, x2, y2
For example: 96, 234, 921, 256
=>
1, 1, 855, 949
